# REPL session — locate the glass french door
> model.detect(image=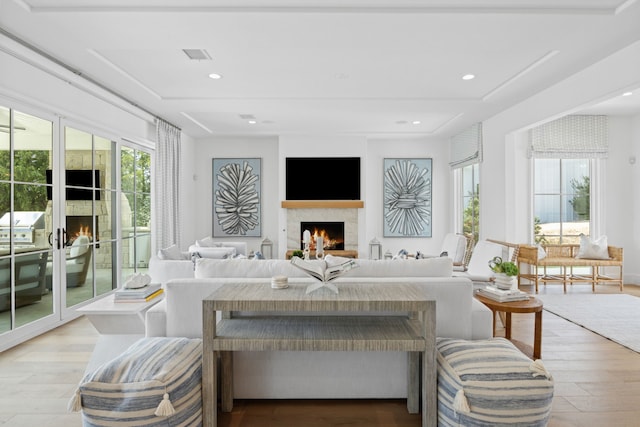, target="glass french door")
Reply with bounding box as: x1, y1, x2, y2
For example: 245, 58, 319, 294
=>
0, 105, 119, 341
55, 125, 117, 310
